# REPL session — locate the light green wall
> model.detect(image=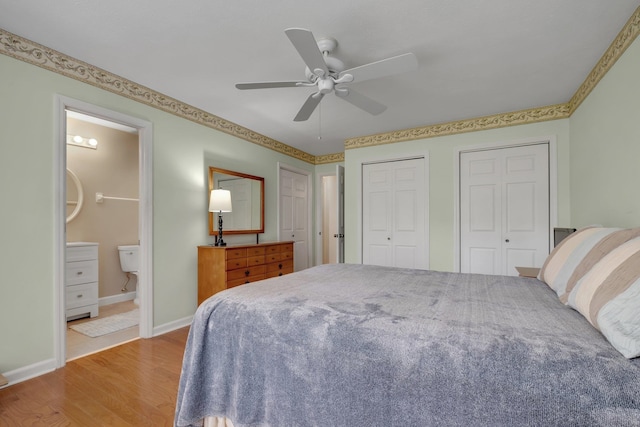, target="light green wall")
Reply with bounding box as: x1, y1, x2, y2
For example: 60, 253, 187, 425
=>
569, 37, 640, 228
1, 29, 637, 379
0, 53, 314, 373
344, 122, 572, 271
